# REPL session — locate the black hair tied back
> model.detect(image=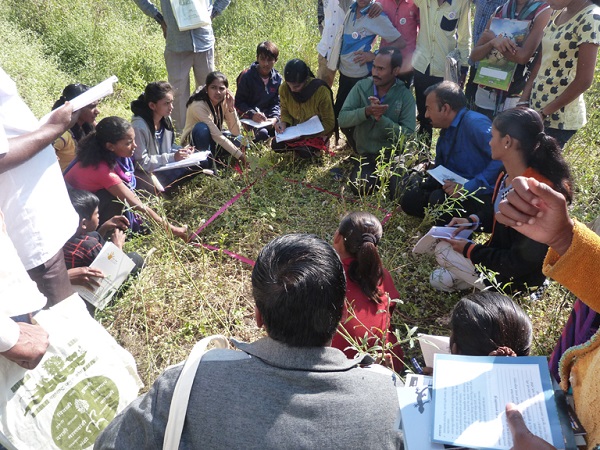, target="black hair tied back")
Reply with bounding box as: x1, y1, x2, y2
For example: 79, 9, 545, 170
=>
362, 232, 378, 245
